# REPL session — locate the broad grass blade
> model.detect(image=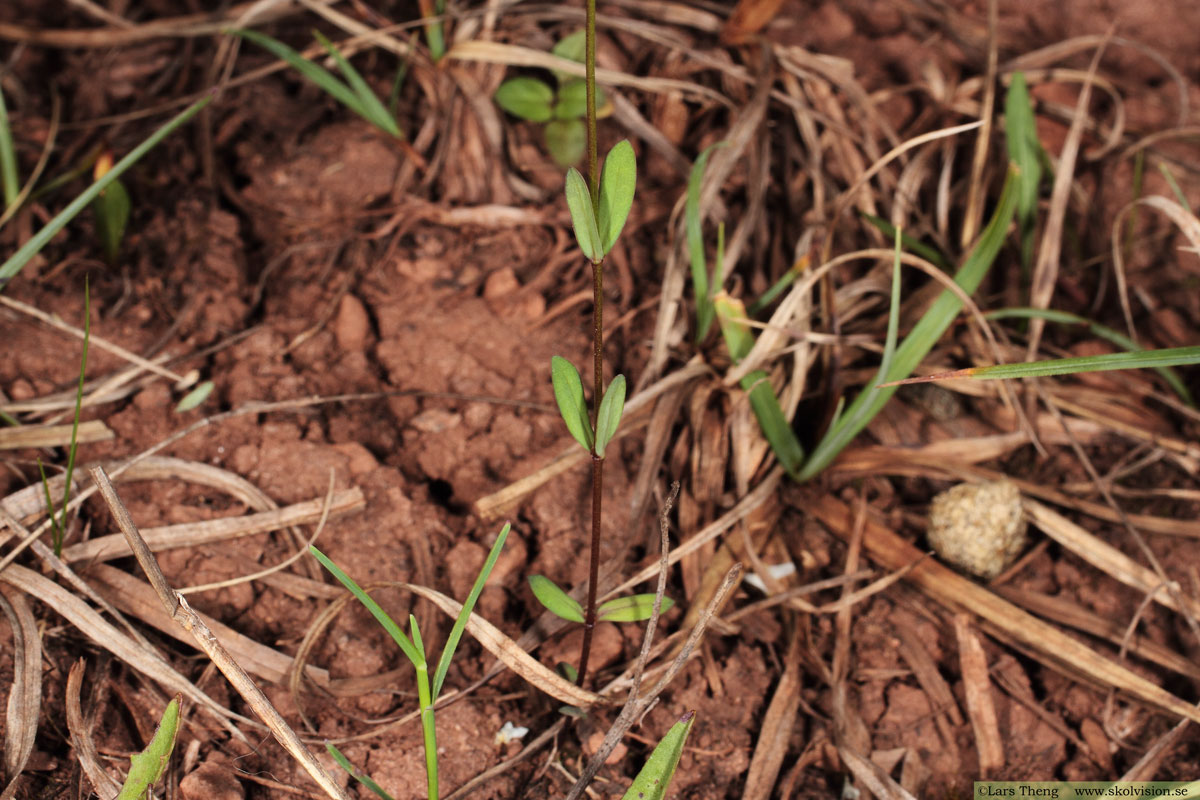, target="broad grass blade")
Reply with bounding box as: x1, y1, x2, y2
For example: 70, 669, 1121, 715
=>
687, 143, 723, 341
325, 742, 396, 800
